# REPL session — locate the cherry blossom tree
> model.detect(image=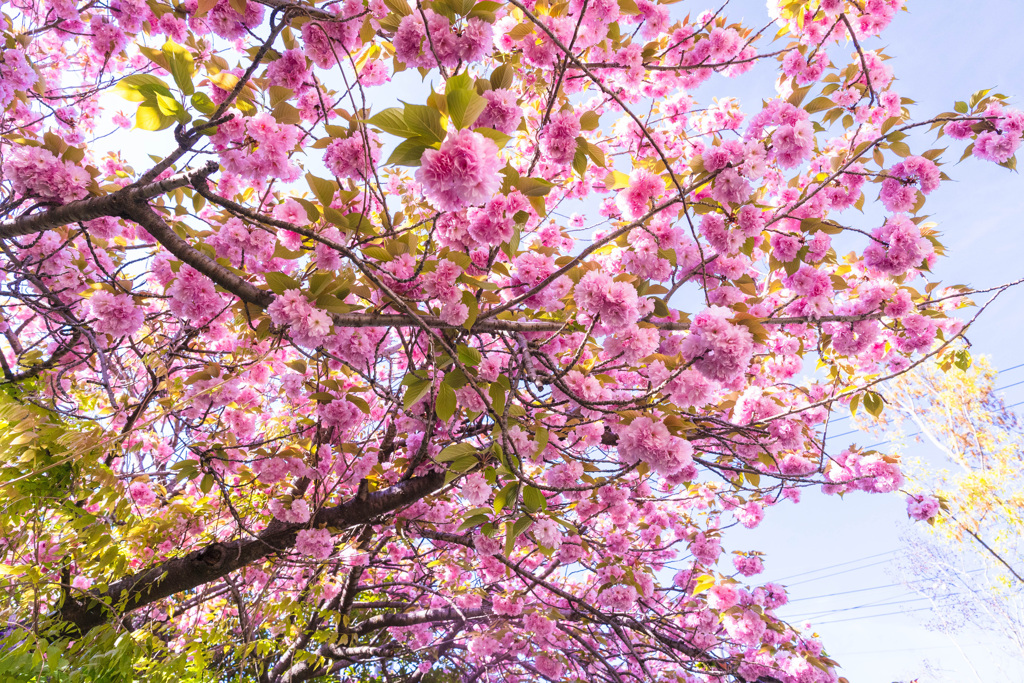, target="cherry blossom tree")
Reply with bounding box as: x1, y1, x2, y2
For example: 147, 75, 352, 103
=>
0, 0, 1022, 680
